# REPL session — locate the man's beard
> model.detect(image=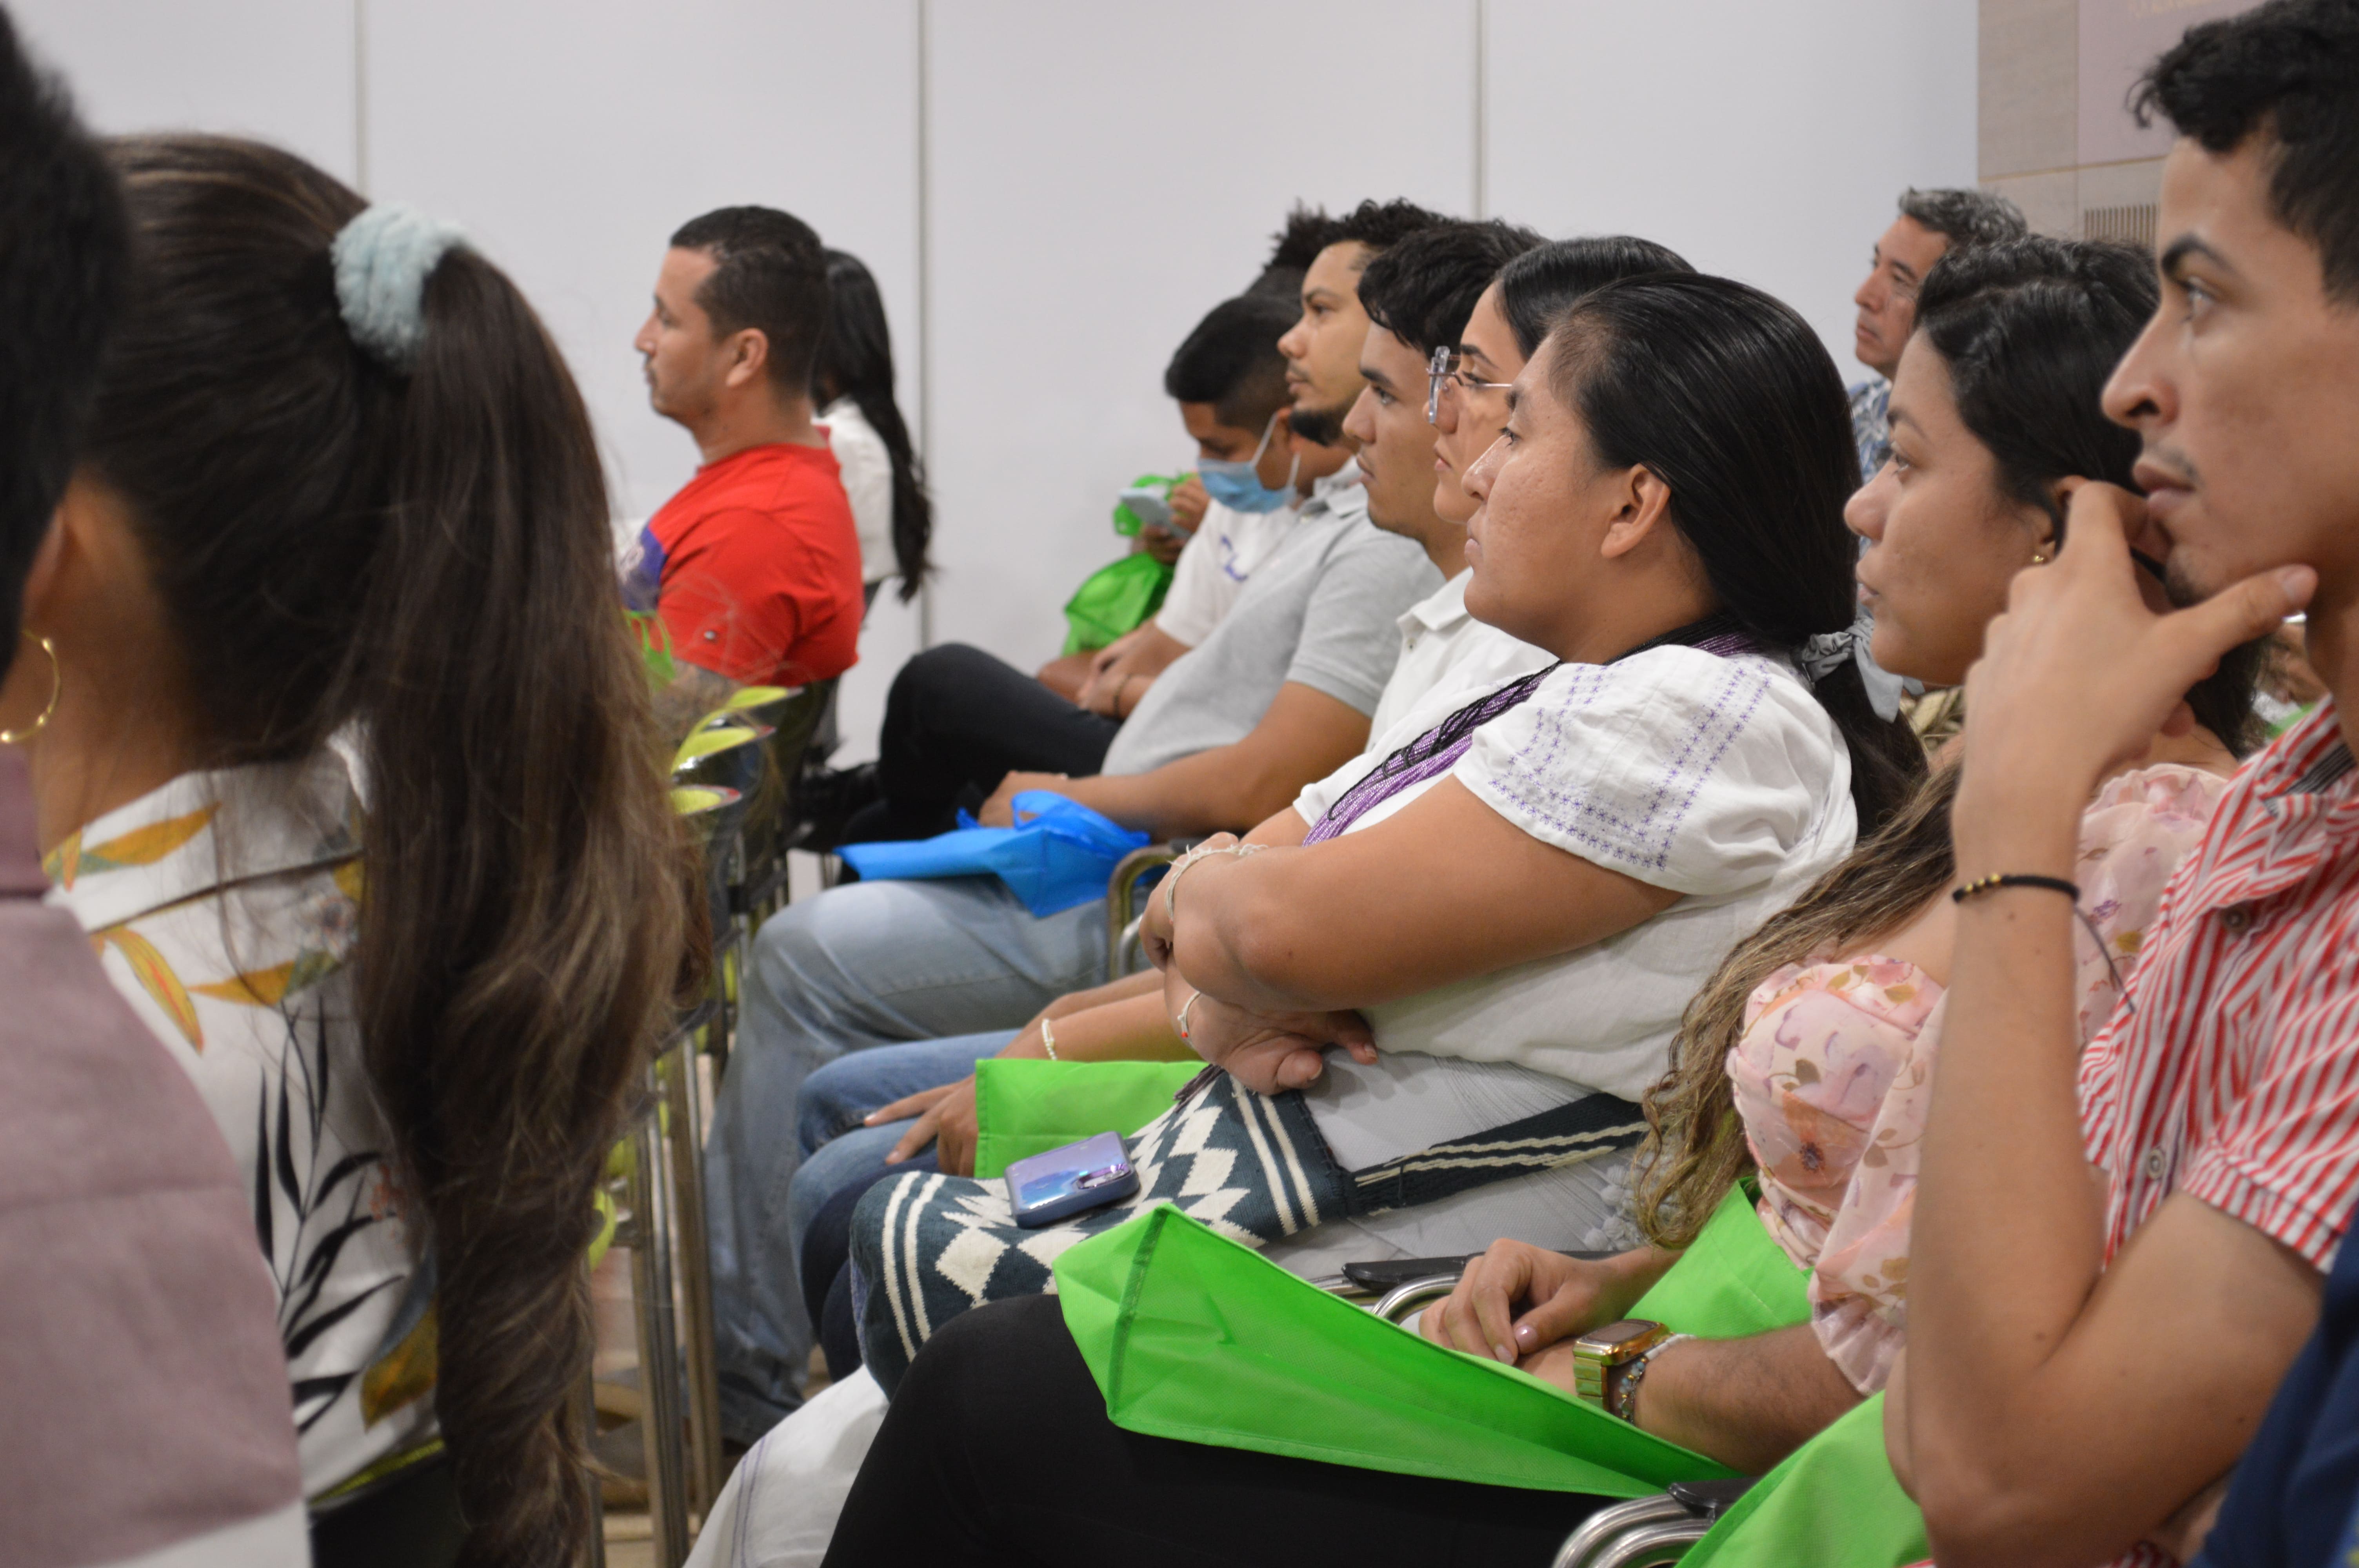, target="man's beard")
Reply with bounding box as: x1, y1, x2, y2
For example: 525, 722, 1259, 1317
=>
1288, 397, 1352, 448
